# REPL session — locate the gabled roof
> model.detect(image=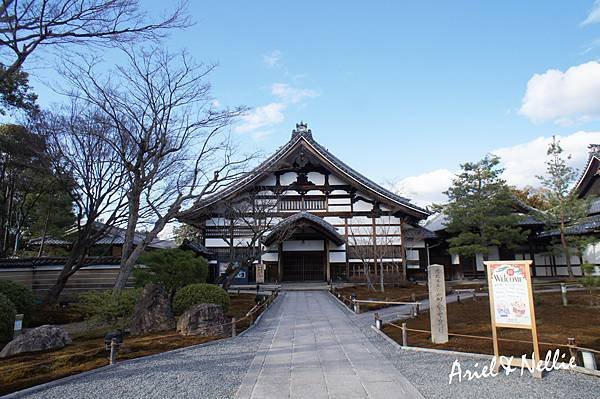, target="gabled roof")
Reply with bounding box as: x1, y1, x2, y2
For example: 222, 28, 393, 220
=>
180, 123, 430, 221
574, 147, 600, 198
262, 211, 345, 246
